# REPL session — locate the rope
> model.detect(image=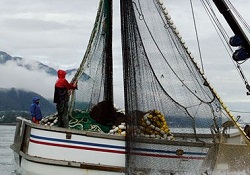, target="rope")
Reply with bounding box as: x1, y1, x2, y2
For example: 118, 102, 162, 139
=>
201, 0, 250, 94
227, 0, 250, 33
230, 110, 250, 114
133, 1, 216, 104
189, 0, 205, 73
